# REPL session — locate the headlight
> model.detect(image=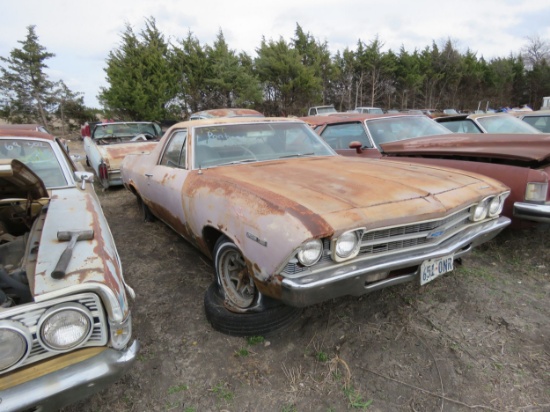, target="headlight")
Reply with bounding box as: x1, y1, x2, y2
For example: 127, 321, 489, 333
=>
0, 321, 32, 371
333, 230, 362, 261
488, 192, 509, 217
296, 239, 323, 266
471, 198, 490, 221
525, 182, 548, 202
38, 303, 93, 351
